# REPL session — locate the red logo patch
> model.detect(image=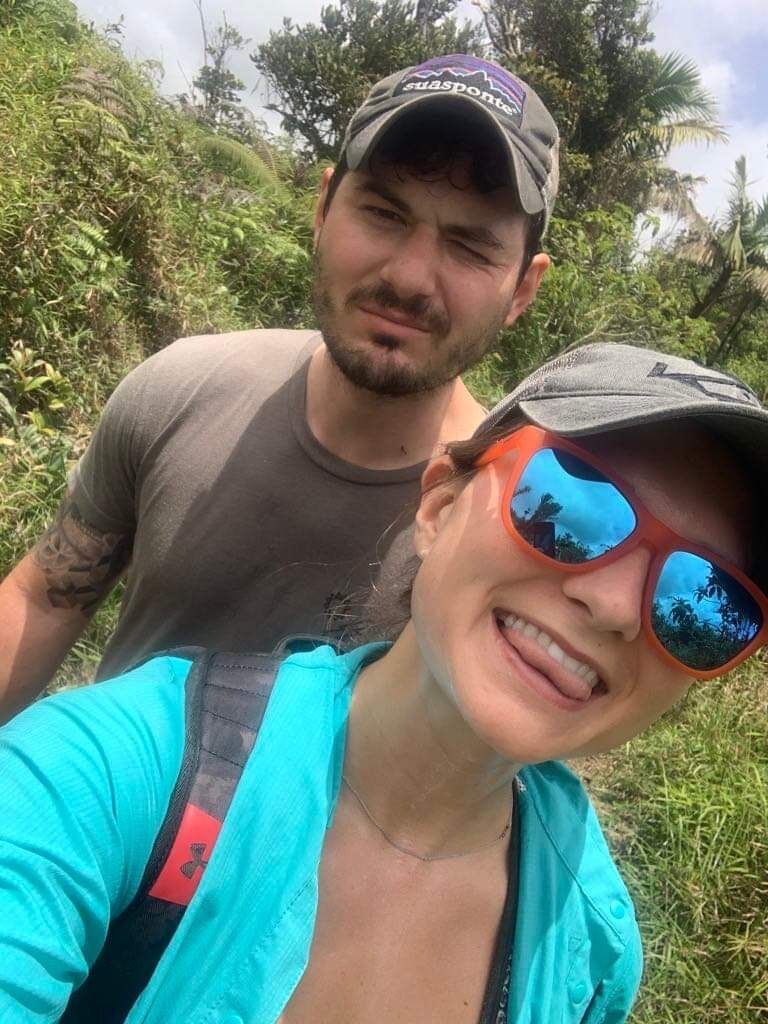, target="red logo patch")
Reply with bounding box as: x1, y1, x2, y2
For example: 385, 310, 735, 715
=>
149, 803, 222, 906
